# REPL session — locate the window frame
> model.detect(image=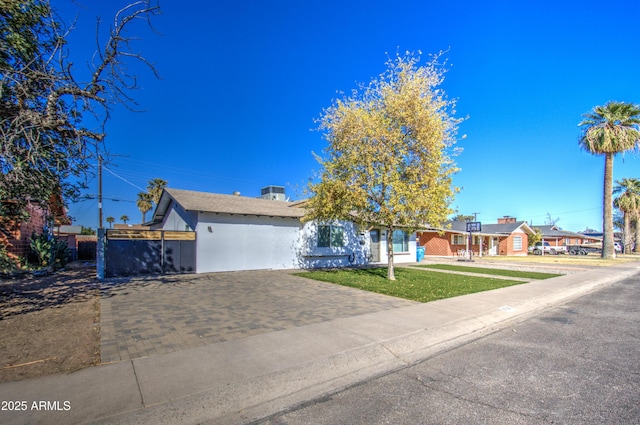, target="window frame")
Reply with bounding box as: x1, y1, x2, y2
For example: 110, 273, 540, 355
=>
392, 229, 410, 253
317, 224, 344, 248
513, 235, 523, 251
